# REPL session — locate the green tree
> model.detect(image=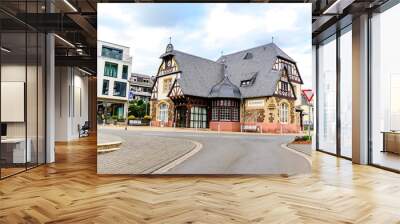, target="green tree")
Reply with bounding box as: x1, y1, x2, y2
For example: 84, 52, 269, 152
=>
128, 99, 150, 118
